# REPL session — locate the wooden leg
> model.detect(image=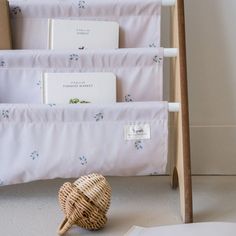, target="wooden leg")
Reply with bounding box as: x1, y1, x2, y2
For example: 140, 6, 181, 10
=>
170, 111, 192, 223
170, 0, 193, 223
